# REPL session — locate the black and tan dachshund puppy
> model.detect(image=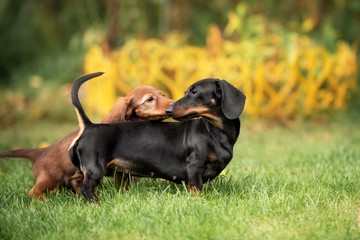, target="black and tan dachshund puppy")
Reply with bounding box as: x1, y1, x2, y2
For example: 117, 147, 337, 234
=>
69, 72, 246, 202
